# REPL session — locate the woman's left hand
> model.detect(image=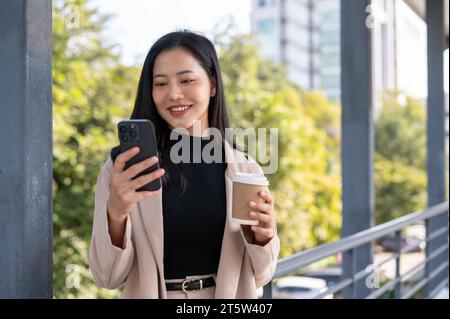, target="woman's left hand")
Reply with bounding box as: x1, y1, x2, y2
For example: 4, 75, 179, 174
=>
244, 190, 277, 246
